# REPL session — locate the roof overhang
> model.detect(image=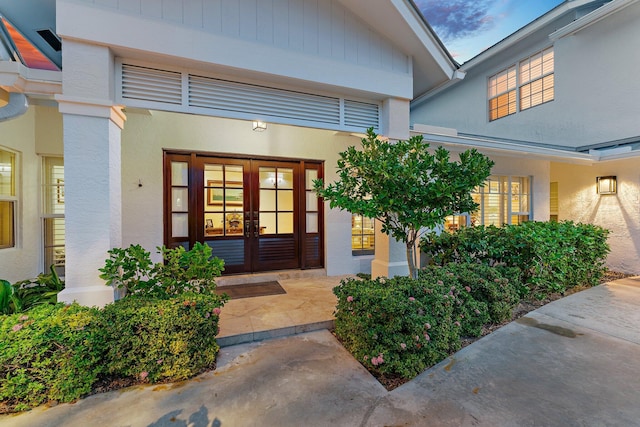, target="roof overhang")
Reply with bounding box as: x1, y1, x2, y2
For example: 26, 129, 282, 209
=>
550, 0, 640, 40
337, 0, 460, 98
0, 60, 61, 98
